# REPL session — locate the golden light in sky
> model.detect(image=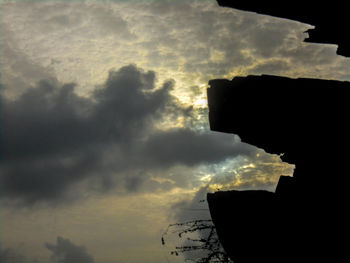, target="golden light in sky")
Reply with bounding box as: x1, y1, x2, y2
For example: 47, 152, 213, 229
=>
1, 1, 349, 263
